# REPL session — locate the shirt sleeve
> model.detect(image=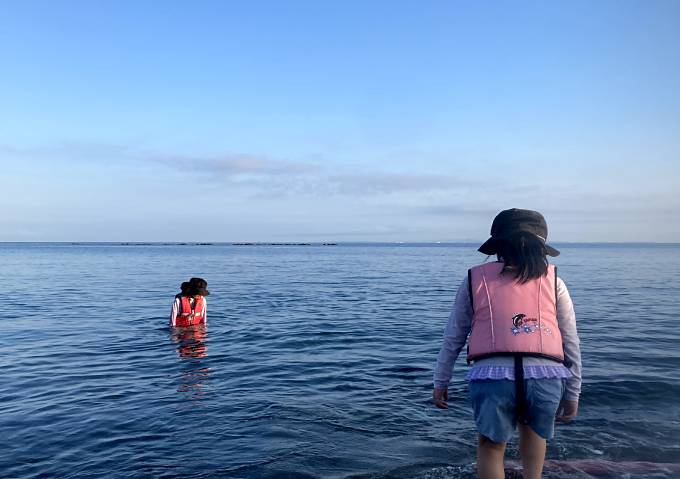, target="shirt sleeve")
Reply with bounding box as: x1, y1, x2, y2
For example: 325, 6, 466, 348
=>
556, 277, 582, 400
202, 298, 207, 324
433, 276, 473, 389
170, 298, 179, 327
